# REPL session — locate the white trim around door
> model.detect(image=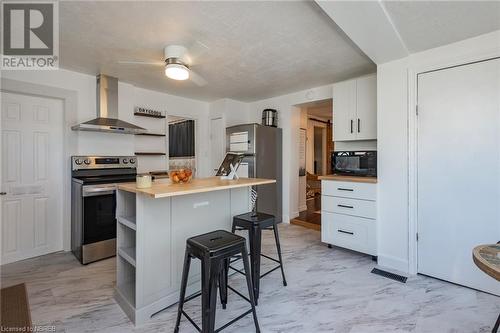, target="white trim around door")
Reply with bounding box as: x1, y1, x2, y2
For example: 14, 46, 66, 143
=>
1, 78, 78, 255
407, 50, 500, 275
